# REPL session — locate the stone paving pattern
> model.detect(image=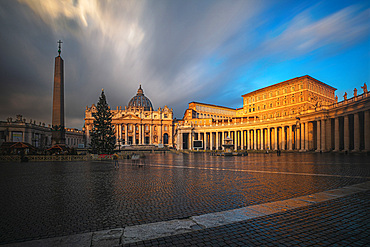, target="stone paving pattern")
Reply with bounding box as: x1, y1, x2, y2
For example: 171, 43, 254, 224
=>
1, 153, 369, 245
125, 191, 369, 247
